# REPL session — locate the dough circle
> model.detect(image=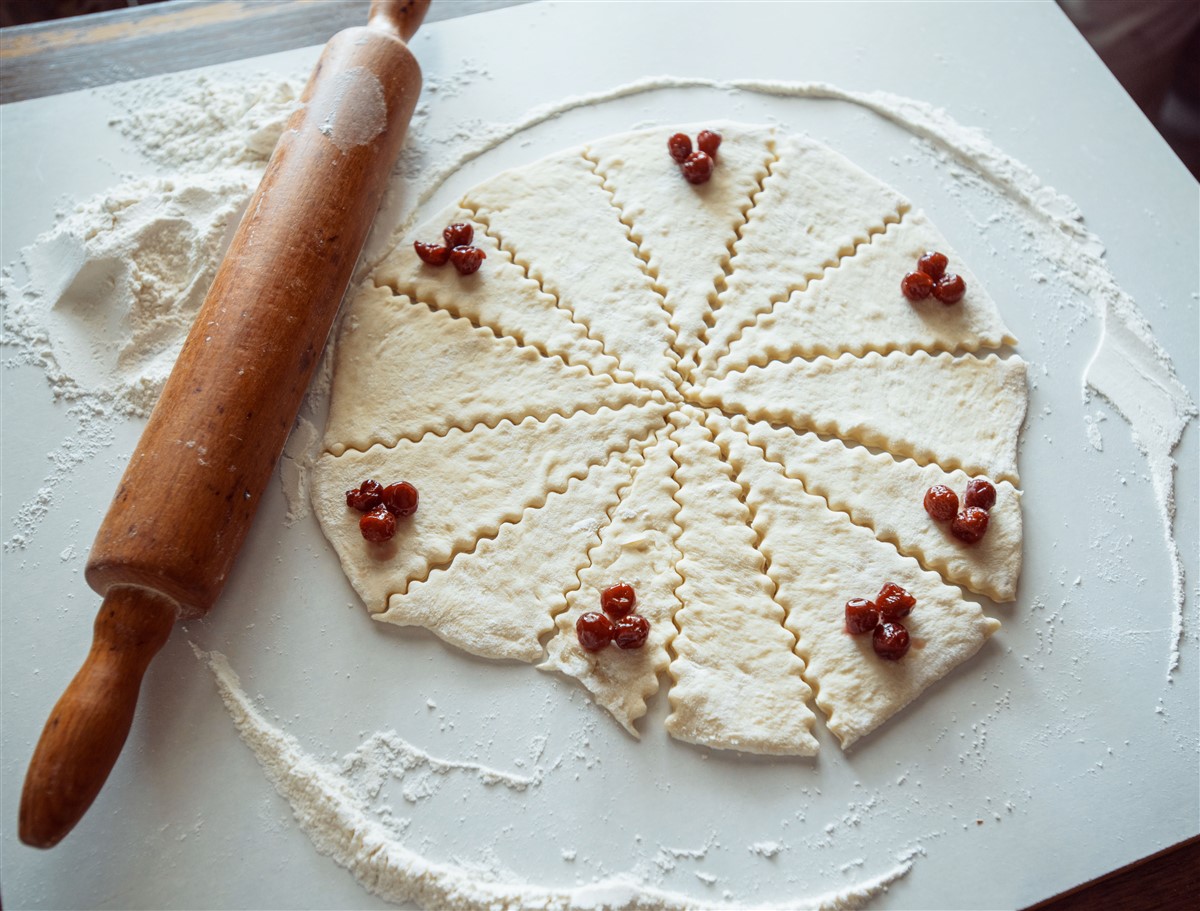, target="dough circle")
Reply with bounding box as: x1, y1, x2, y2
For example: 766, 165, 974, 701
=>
312, 123, 1026, 754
